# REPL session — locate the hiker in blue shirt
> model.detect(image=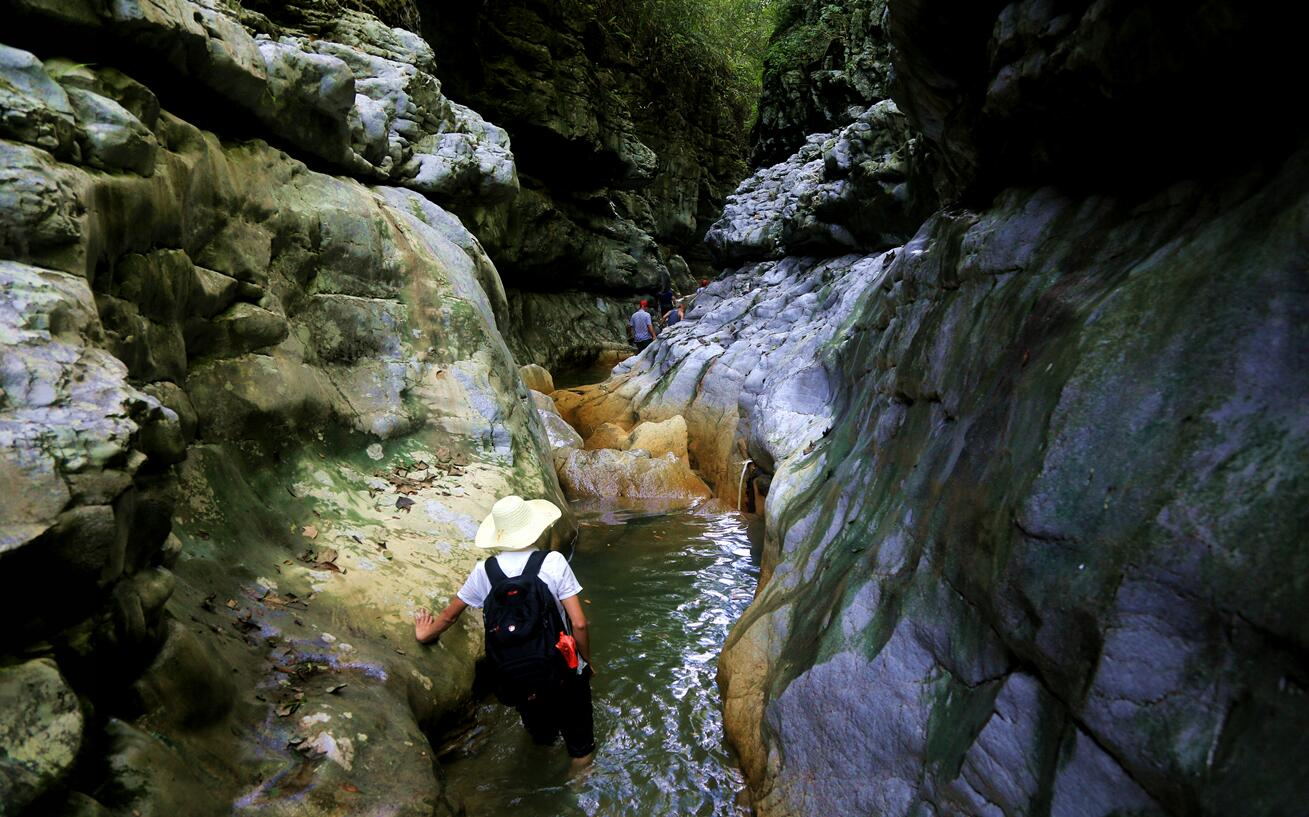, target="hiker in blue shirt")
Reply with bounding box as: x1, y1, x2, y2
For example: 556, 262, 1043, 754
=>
630, 300, 656, 353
